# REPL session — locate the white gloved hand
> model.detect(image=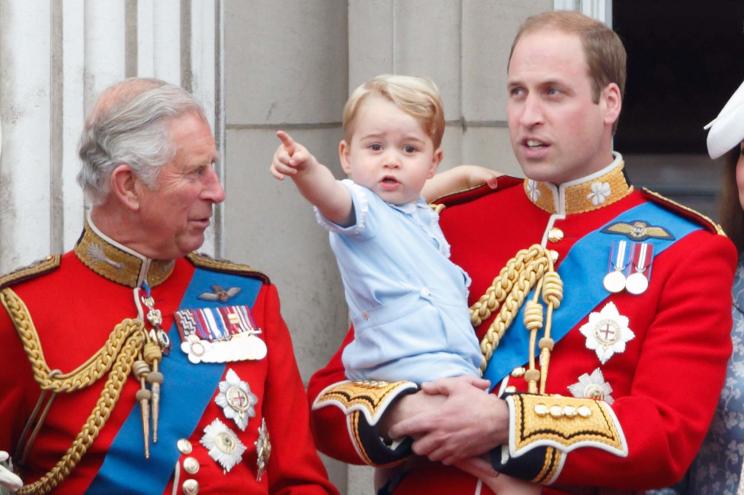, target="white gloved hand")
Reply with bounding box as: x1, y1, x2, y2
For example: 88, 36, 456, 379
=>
0, 451, 22, 492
